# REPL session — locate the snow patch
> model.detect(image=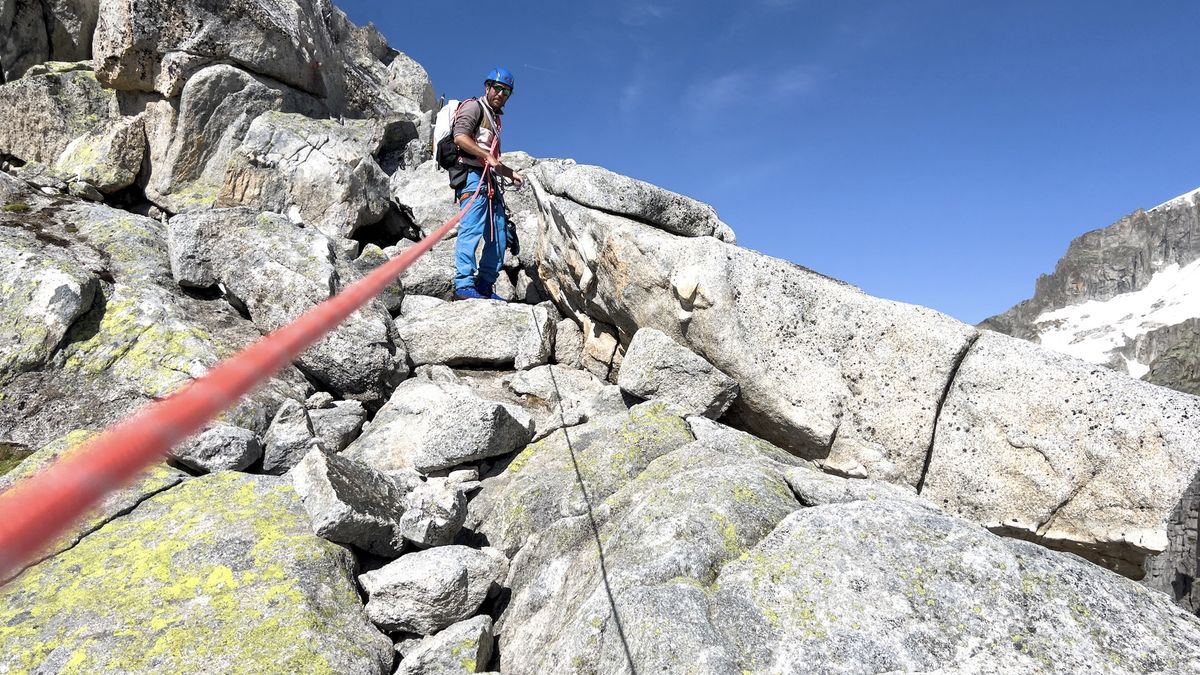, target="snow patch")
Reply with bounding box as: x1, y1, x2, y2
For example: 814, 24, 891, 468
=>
1033, 258, 1200, 370
1150, 186, 1200, 213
